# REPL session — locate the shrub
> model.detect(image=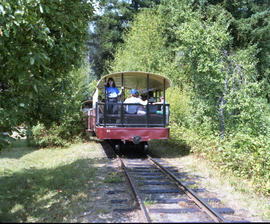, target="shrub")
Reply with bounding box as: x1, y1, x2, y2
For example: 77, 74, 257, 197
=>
172, 124, 270, 195
31, 119, 84, 148
166, 87, 191, 126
